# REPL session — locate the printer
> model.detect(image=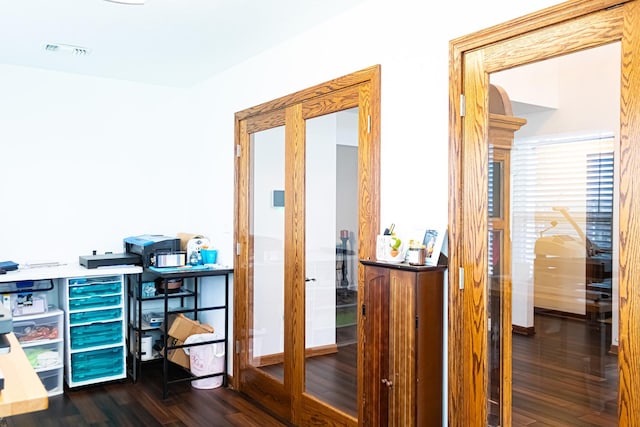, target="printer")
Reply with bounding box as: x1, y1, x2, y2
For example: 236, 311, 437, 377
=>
123, 234, 181, 267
